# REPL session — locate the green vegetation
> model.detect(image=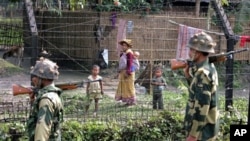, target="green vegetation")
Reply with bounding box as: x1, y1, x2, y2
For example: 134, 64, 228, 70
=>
164, 61, 250, 89
233, 0, 250, 33
0, 122, 27, 141
0, 87, 248, 140
0, 17, 22, 23
0, 59, 249, 140
0, 58, 23, 76
0, 19, 23, 46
